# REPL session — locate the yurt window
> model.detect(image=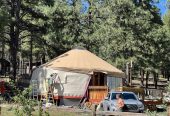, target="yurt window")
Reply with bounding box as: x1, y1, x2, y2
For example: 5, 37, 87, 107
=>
89, 72, 107, 86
